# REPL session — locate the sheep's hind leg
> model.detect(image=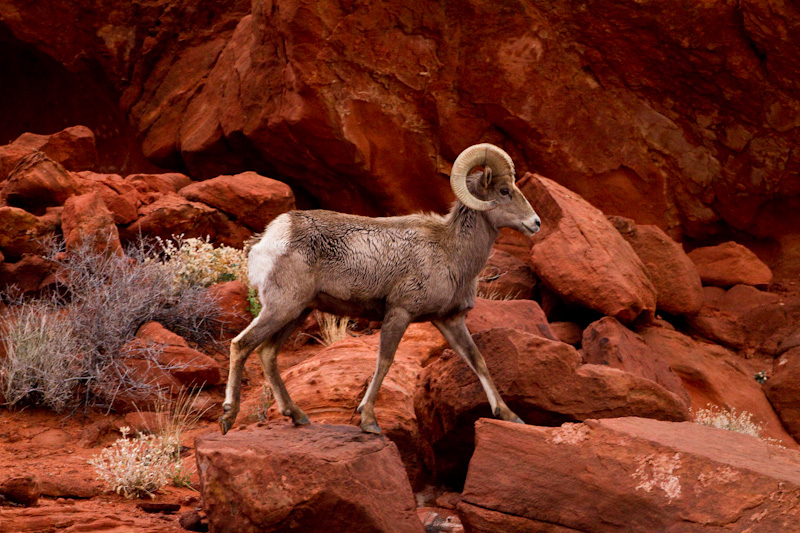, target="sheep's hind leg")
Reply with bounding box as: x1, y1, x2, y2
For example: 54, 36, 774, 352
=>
257, 311, 312, 426
357, 308, 411, 434
433, 313, 524, 424
220, 304, 306, 434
